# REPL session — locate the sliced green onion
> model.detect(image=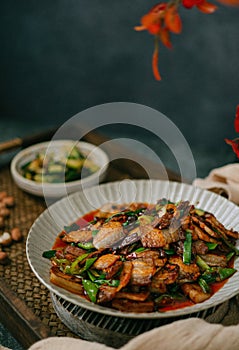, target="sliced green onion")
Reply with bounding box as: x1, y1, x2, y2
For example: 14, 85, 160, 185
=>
69, 253, 89, 274
195, 208, 205, 216
206, 242, 218, 250
183, 231, 192, 265
94, 279, 120, 287
133, 247, 146, 253
82, 279, 98, 303
79, 257, 98, 275
196, 255, 210, 271
201, 270, 217, 284
226, 251, 235, 262
198, 277, 211, 293
78, 242, 95, 250
218, 268, 237, 281
164, 248, 175, 255
42, 250, 56, 259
